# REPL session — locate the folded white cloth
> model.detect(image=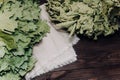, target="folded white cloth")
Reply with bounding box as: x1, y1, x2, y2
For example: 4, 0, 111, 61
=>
25, 5, 79, 80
